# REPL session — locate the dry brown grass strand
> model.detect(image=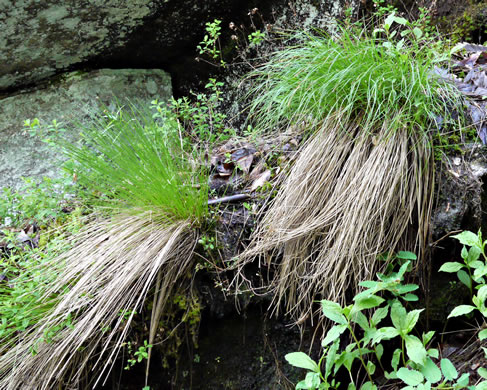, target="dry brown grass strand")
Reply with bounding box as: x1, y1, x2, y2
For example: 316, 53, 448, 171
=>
0, 212, 196, 390
237, 118, 433, 322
